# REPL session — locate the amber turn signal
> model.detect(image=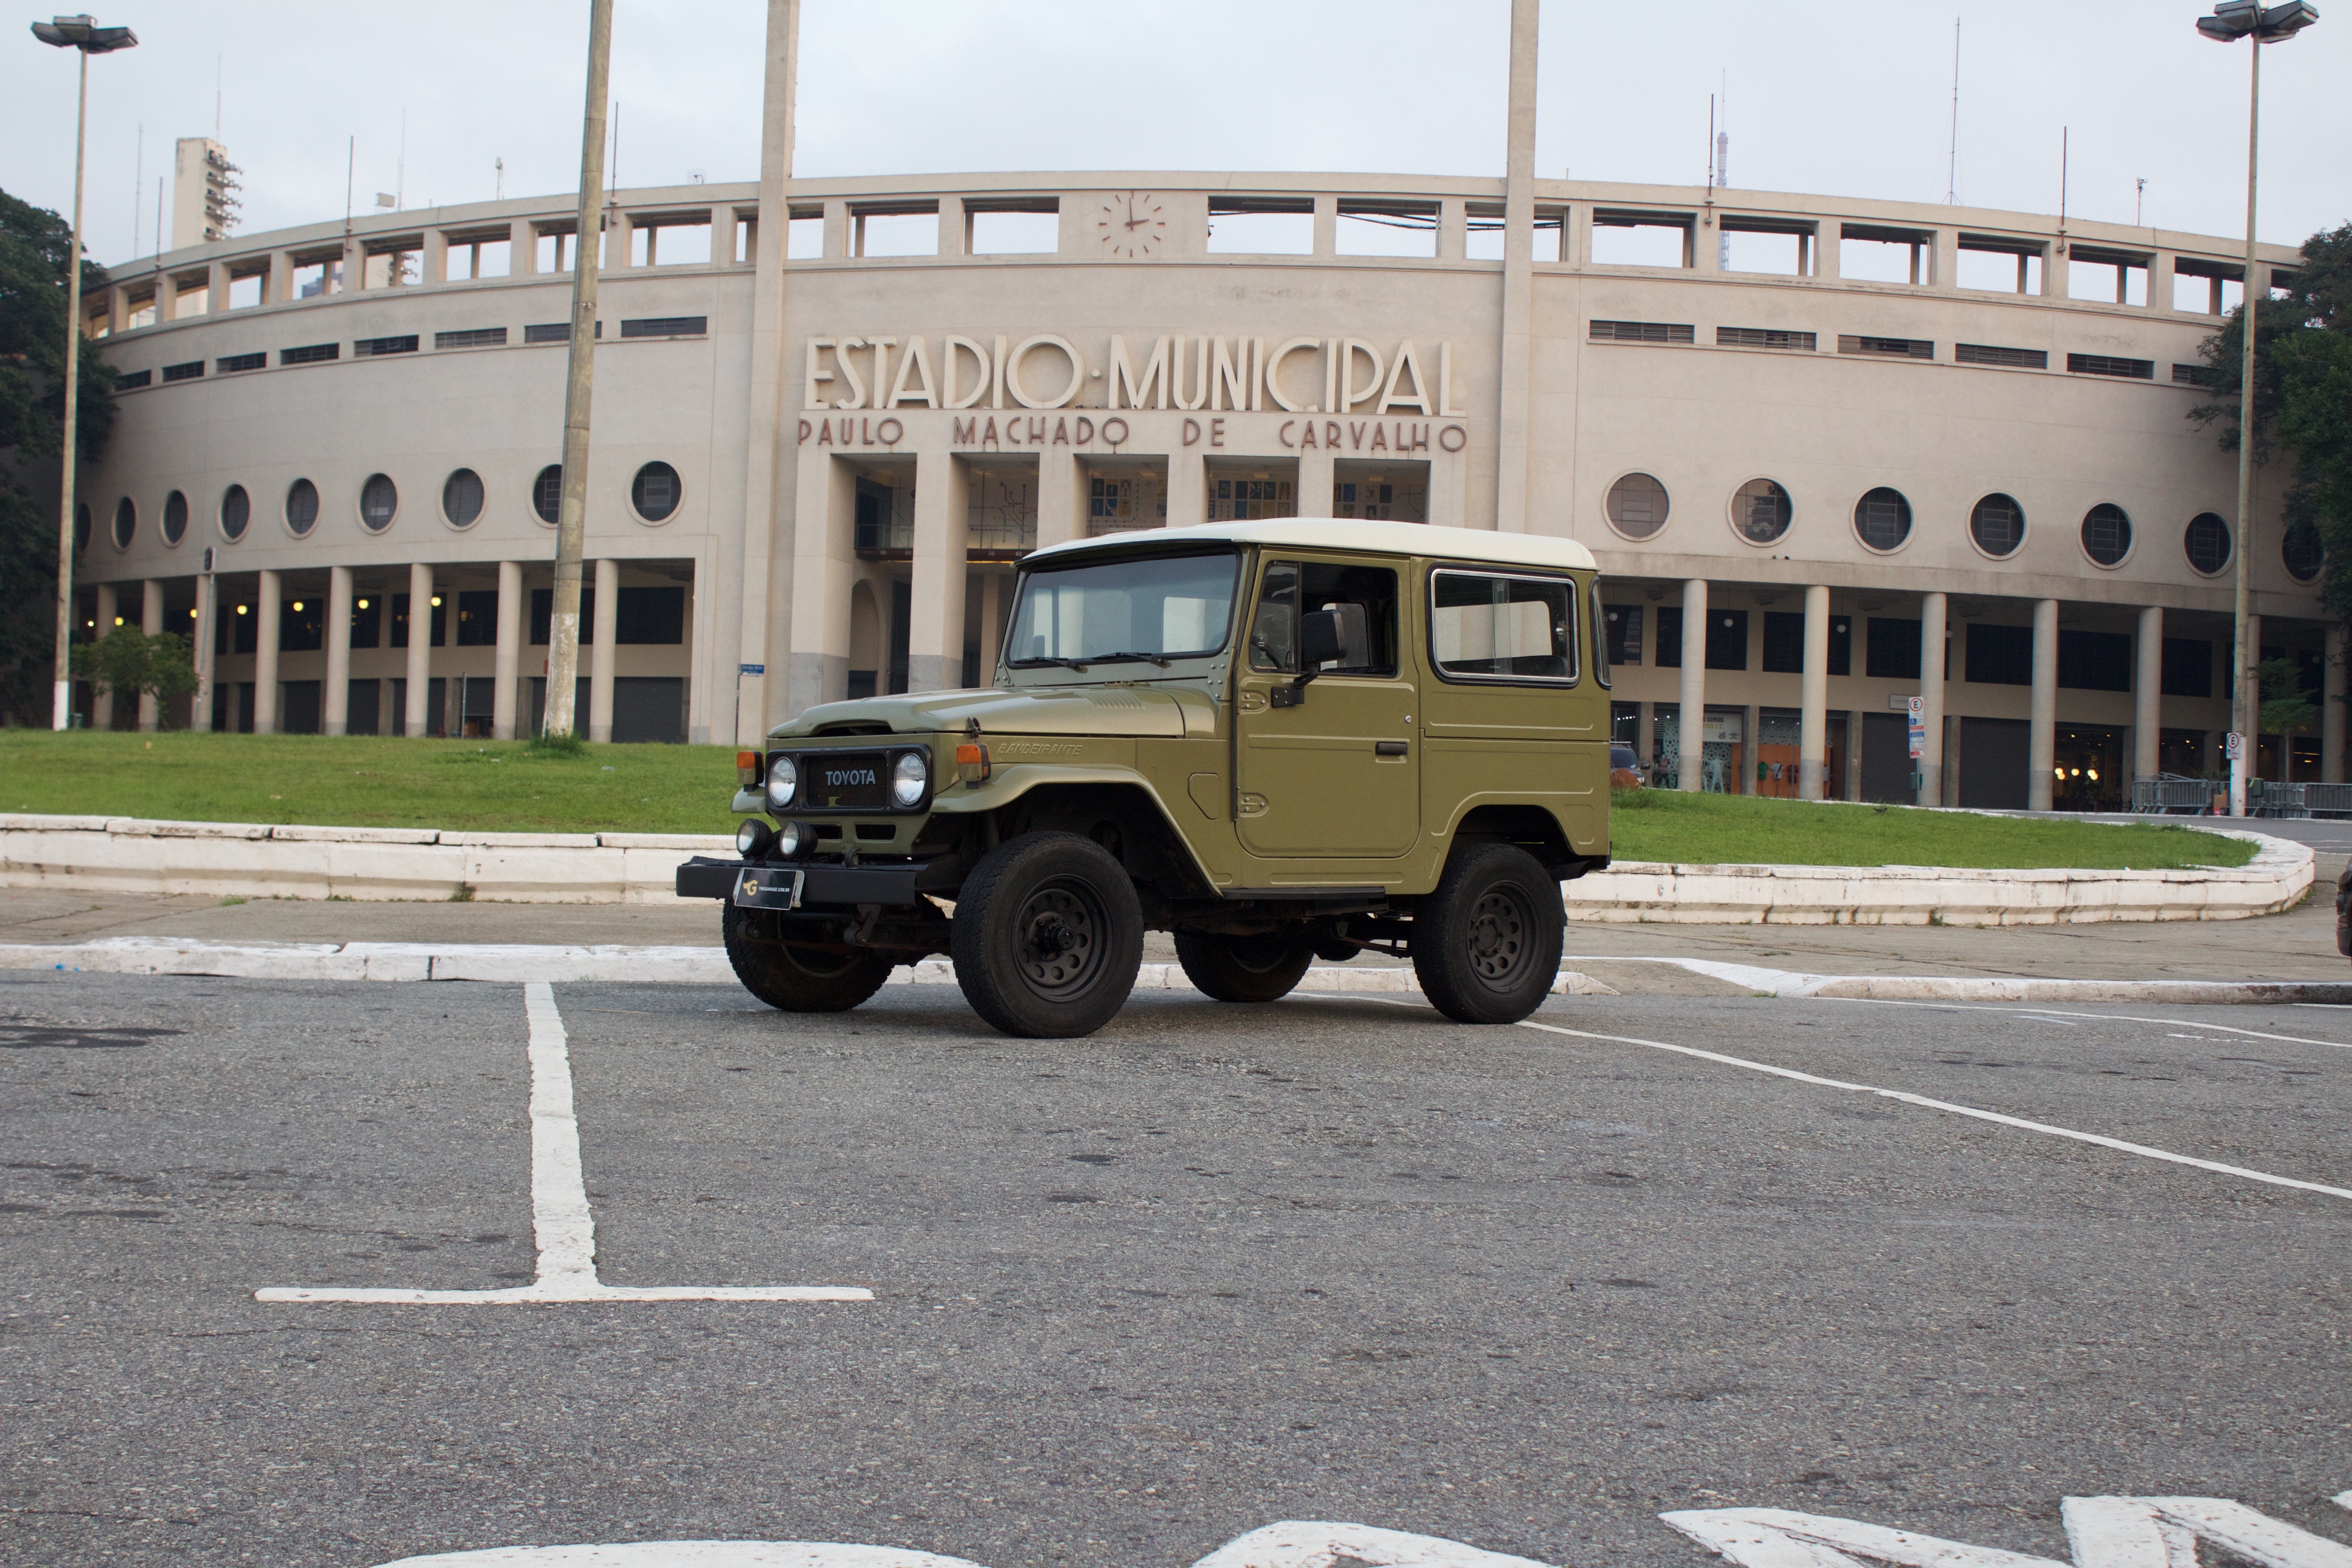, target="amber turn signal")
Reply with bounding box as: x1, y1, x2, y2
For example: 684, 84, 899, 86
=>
736, 749, 762, 788
955, 742, 990, 784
